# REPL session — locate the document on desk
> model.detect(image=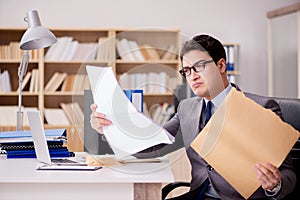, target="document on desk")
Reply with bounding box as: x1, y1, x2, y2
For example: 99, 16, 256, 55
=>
86, 65, 173, 159
191, 88, 300, 199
